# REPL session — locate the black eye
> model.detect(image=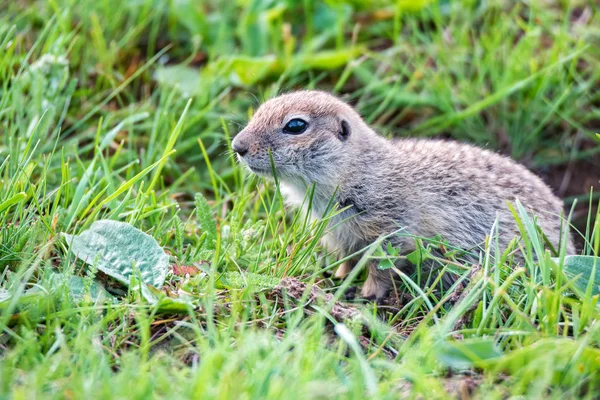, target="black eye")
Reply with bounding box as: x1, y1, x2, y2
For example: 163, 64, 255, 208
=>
282, 118, 308, 134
